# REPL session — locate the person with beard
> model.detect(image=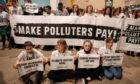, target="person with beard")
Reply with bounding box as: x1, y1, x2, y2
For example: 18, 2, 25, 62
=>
74, 40, 103, 84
